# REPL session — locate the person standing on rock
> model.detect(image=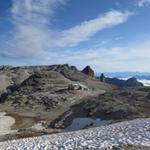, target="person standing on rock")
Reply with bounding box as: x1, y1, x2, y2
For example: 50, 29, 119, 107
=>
100, 73, 105, 83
